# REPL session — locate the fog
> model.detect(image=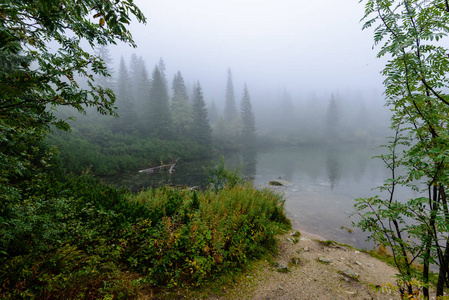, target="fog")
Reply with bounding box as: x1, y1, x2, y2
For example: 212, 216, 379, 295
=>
109, 0, 386, 102
47, 1, 395, 246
